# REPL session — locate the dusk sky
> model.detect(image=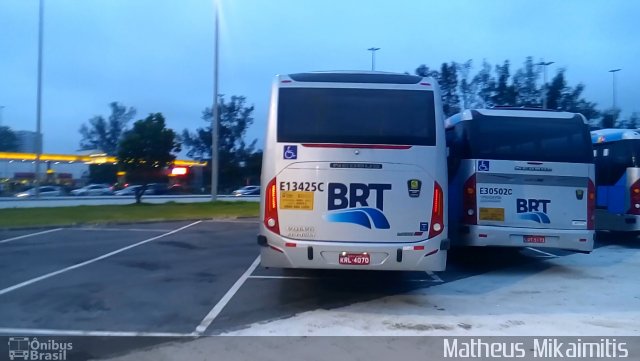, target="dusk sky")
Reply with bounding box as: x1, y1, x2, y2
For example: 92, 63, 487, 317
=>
1, 0, 639, 155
